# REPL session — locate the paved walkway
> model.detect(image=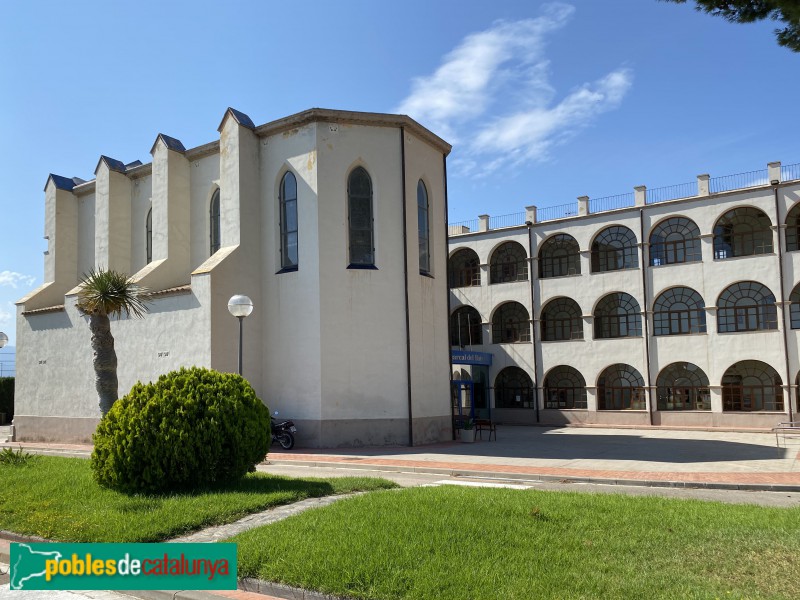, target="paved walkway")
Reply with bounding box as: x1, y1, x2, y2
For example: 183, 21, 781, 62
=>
3, 425, 800, 489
